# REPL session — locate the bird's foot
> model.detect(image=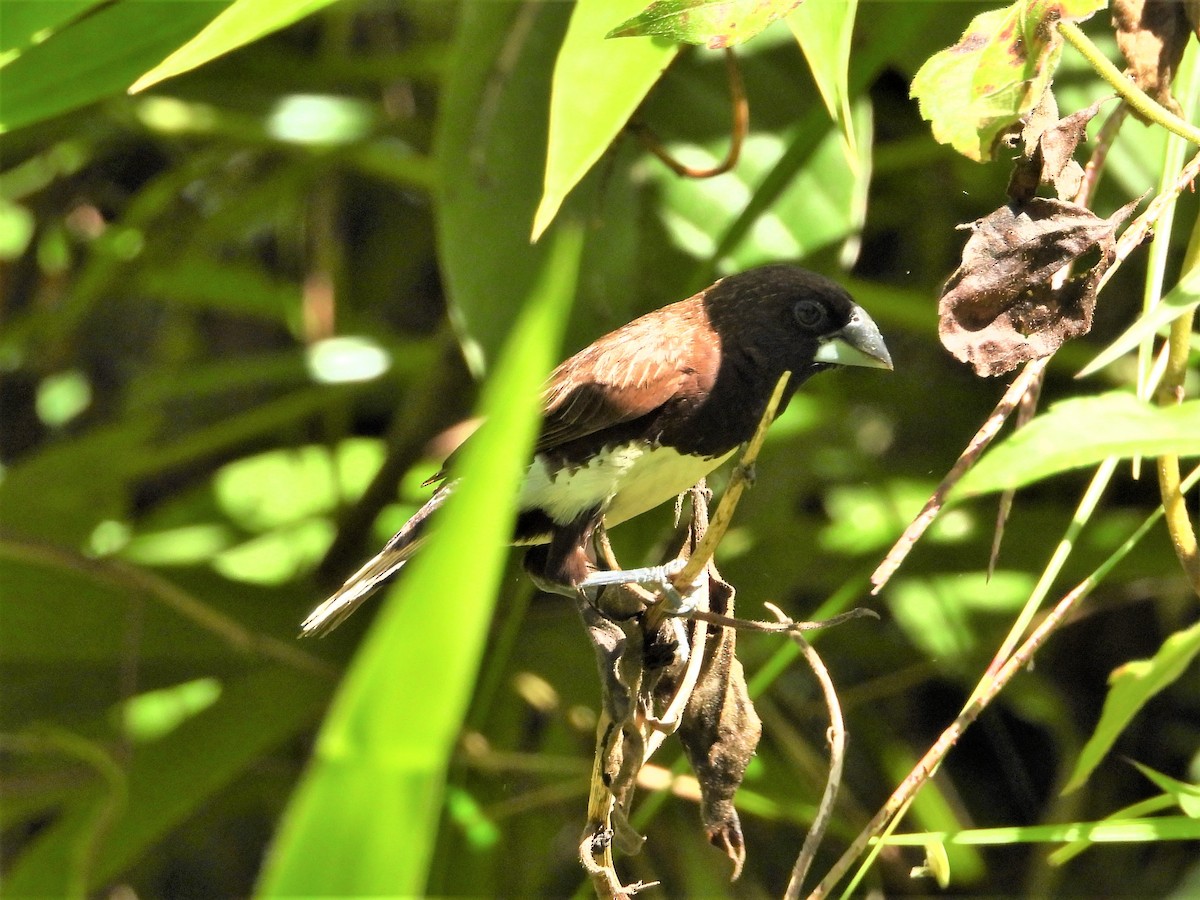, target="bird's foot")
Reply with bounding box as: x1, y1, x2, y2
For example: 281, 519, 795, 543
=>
578, 557, 702, 614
